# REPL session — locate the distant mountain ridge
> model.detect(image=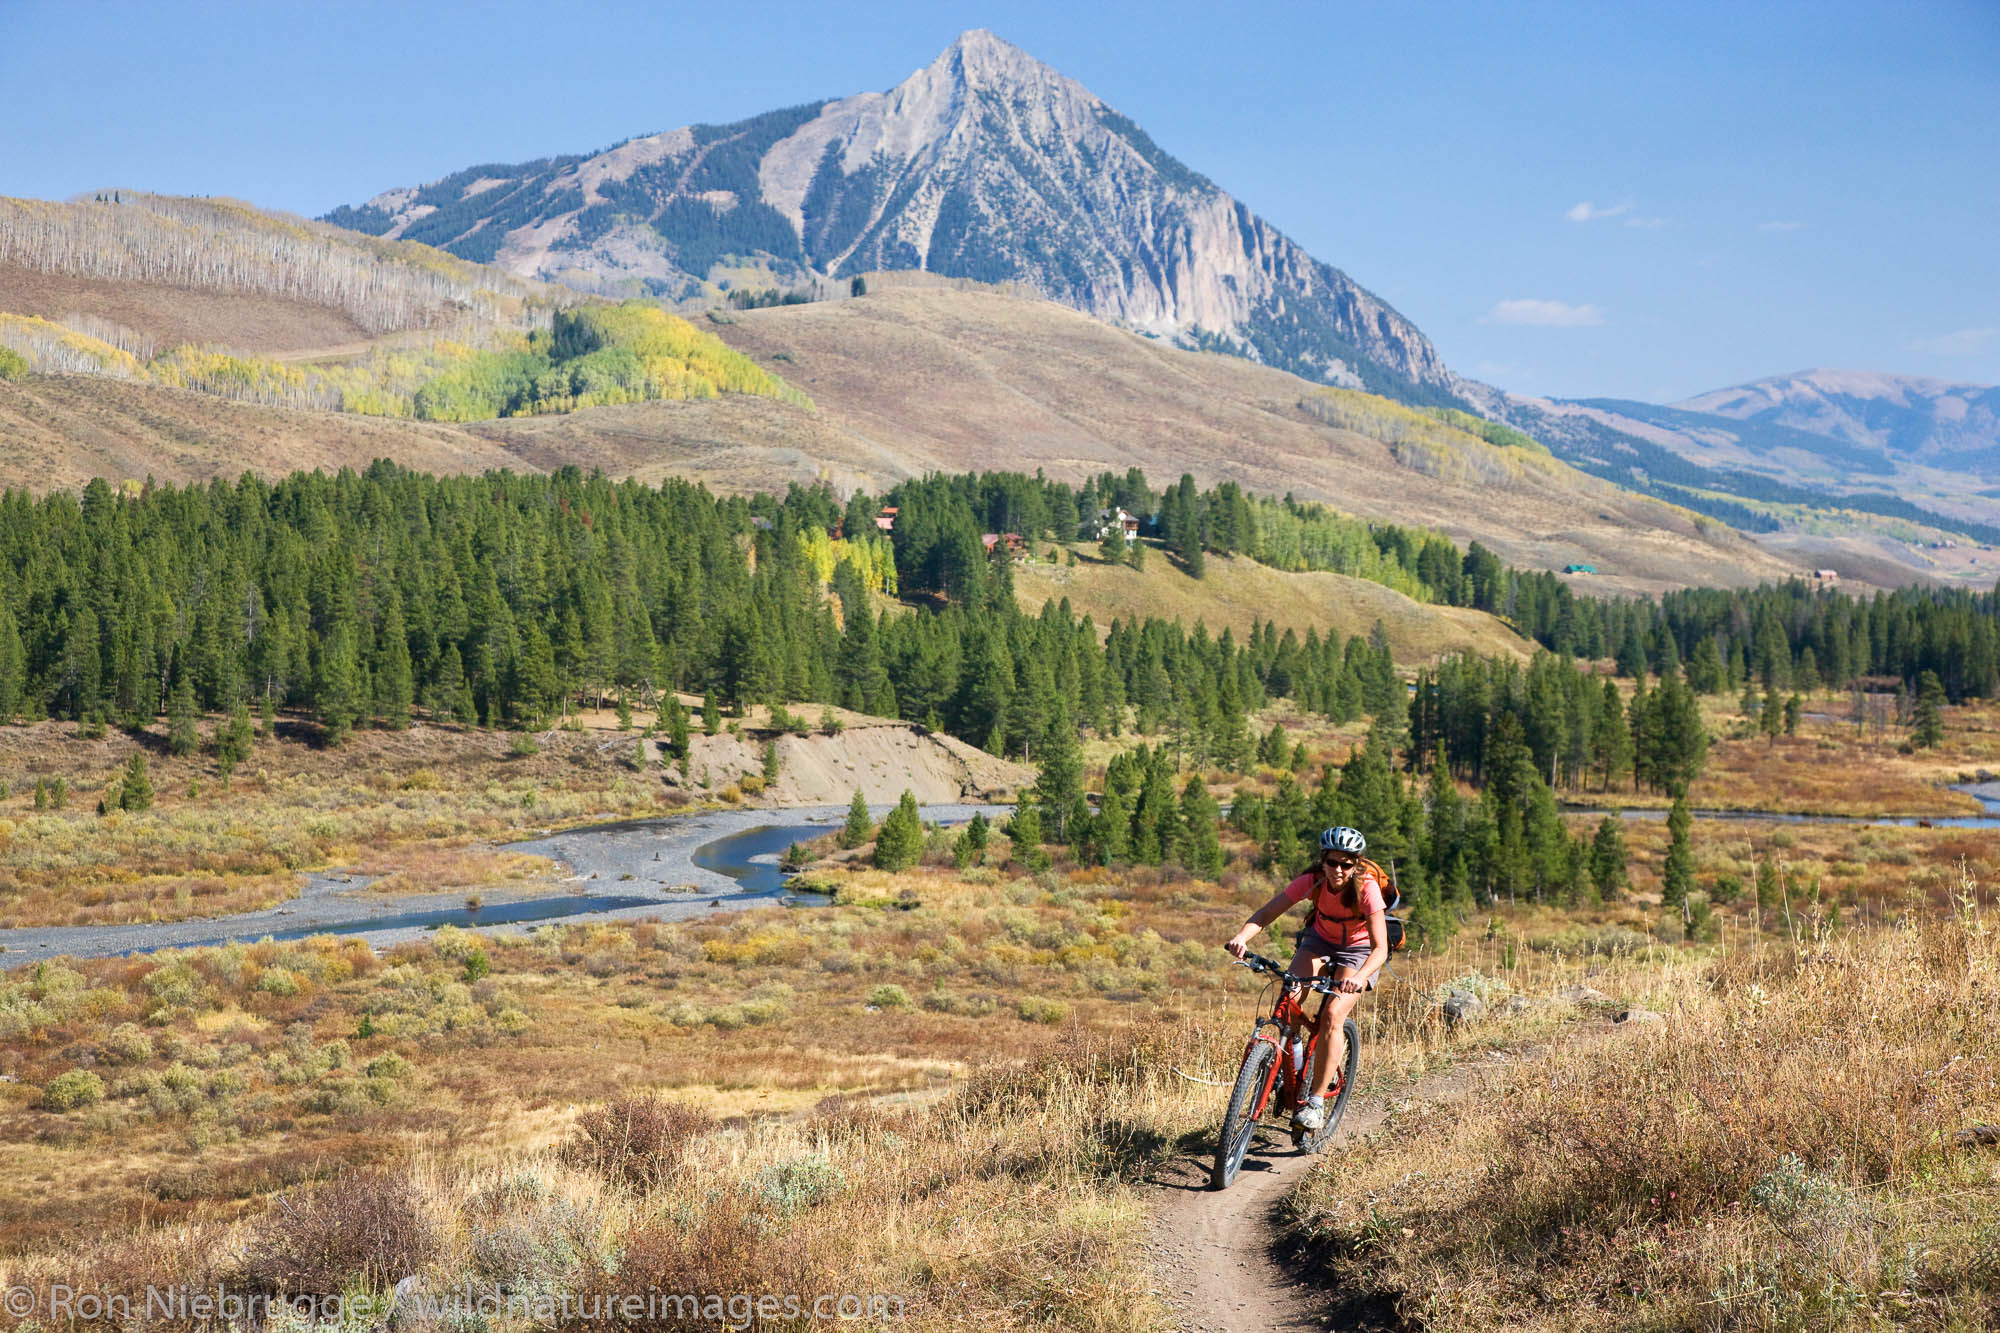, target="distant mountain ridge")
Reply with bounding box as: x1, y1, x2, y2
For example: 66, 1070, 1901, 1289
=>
1675, 369, 2000, 474
326, 29, 1455, 402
